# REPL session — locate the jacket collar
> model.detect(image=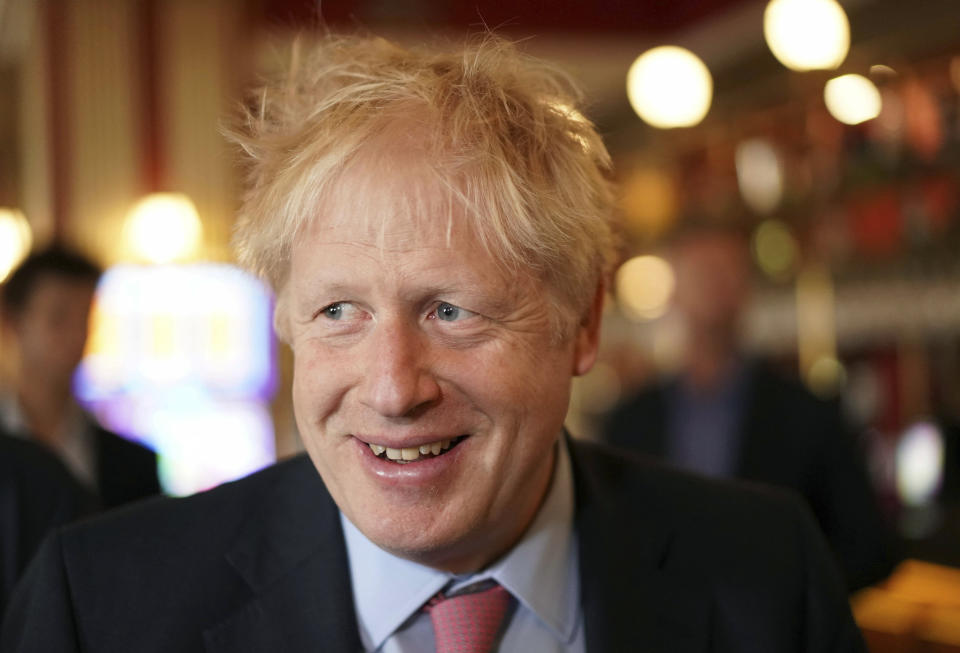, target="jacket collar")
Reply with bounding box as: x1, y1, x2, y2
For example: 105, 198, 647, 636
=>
205, 444, 713, 653
569, 438, 713, 653
203, 455, 361, 653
